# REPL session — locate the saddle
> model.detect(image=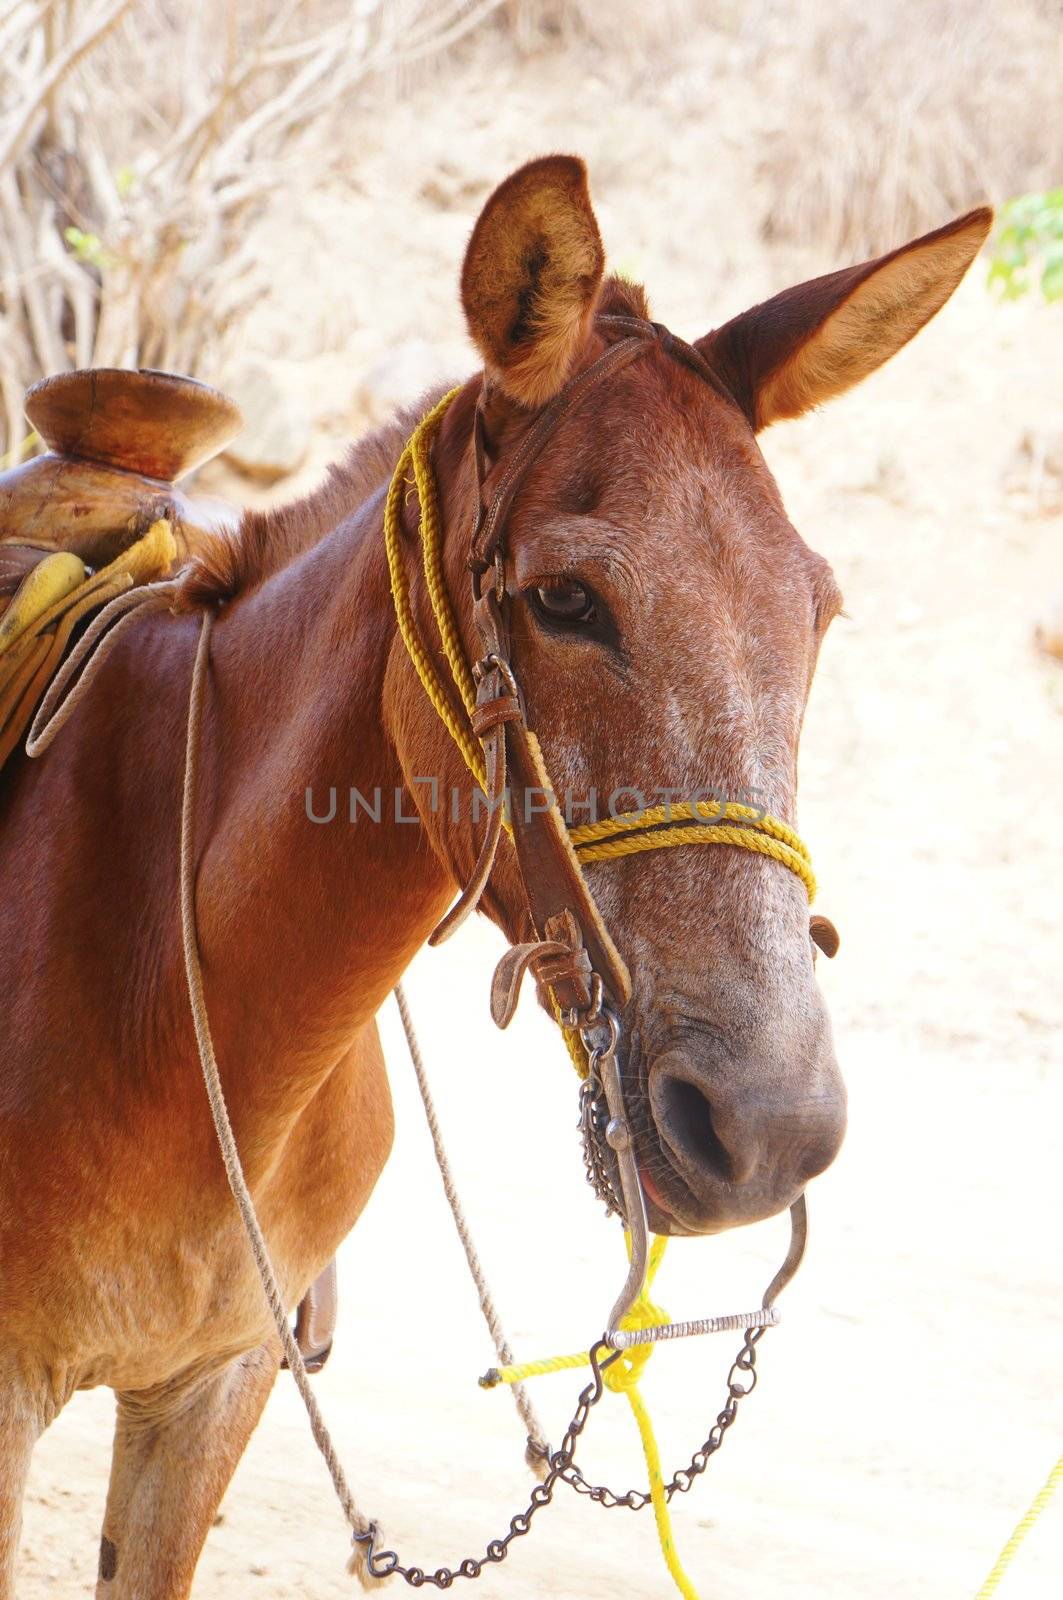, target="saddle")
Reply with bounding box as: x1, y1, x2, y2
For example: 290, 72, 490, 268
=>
0, 367, 242, 768
0, 365, 336, 1372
